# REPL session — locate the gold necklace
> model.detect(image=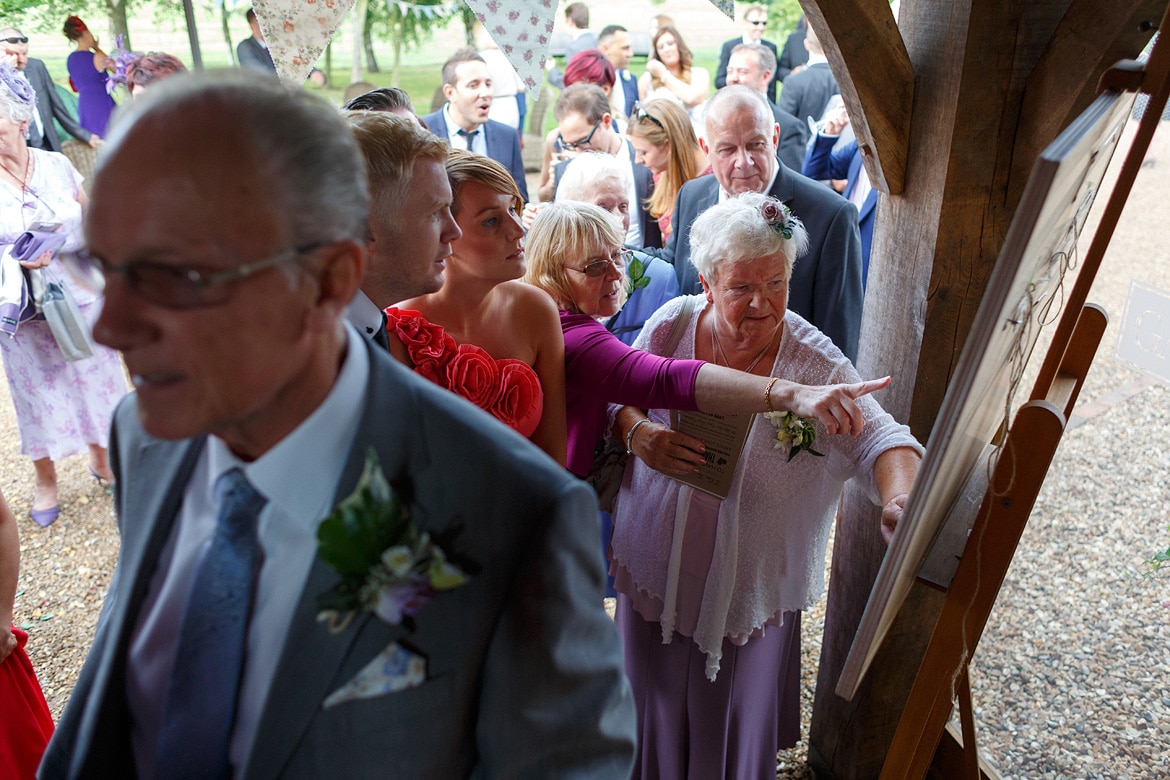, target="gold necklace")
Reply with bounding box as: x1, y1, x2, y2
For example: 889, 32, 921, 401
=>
710, 317, 780, 374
